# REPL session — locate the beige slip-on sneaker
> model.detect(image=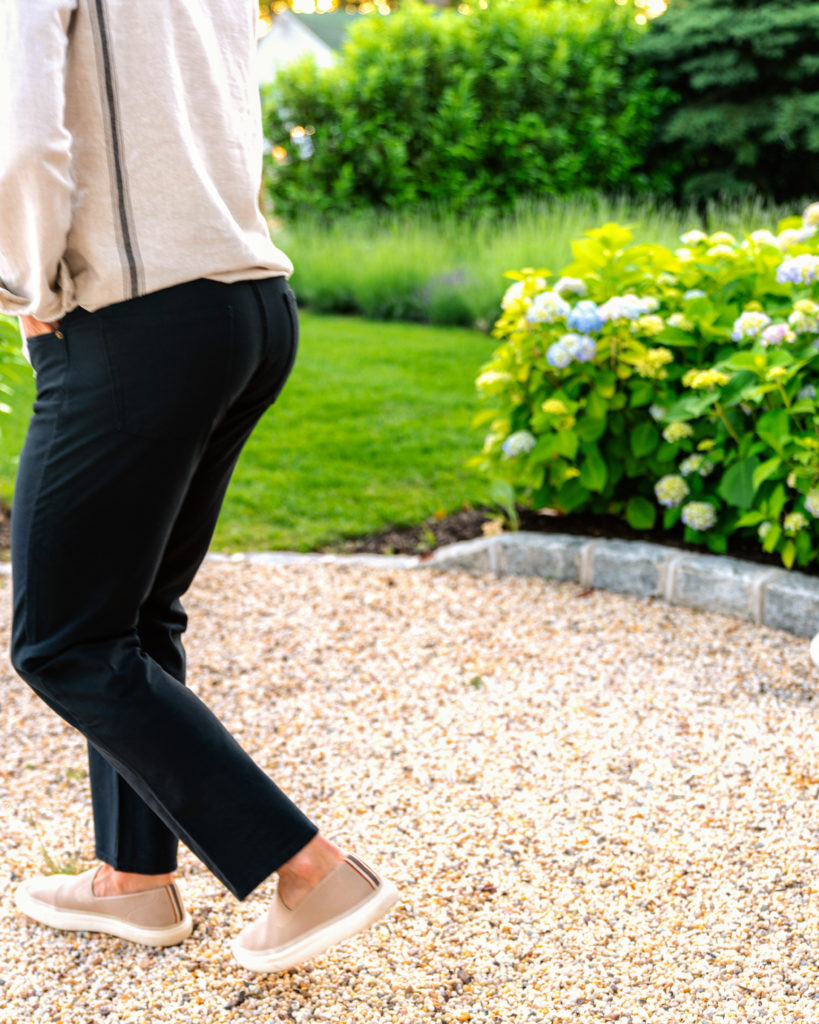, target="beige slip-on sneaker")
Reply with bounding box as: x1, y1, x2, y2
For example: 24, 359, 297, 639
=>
14, 866, 193, 947
232, 854, 399, 973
